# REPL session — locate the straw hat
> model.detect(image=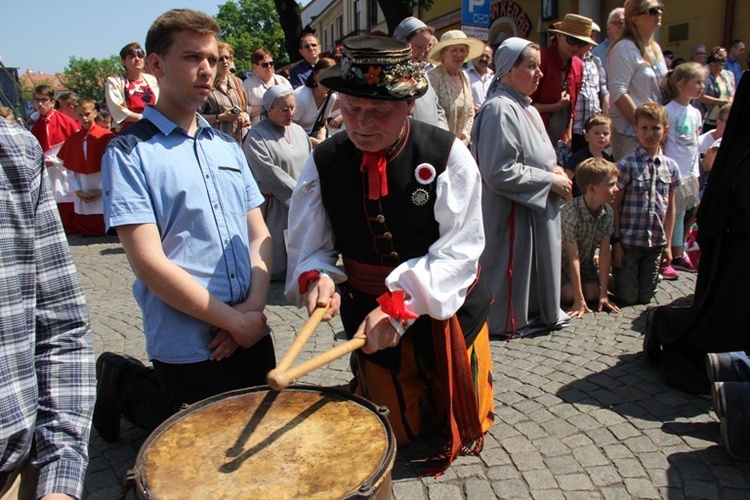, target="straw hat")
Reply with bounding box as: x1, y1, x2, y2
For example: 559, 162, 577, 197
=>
427, 30, 485, 64
319, 36, 428, 101
548, 14, 597, 46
